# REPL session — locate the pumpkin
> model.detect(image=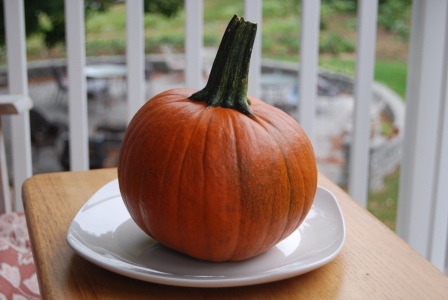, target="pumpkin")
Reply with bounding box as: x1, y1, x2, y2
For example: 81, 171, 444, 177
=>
118, 15, 317, 262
